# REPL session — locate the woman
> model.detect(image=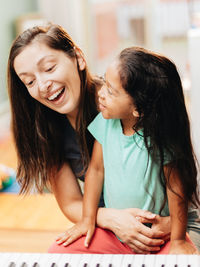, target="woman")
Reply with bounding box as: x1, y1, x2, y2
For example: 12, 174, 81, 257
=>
7, 23, 199, 253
